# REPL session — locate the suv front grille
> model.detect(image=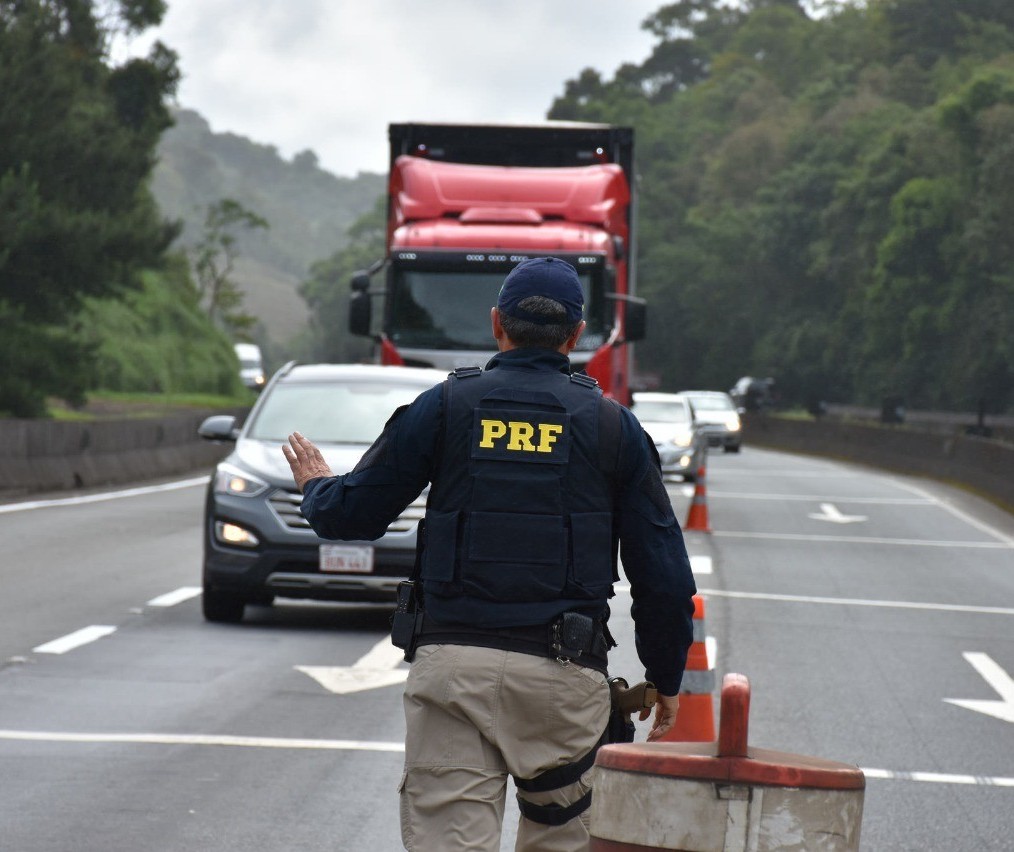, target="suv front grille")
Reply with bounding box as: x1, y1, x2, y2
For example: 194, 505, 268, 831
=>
268, 488, 427, 534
